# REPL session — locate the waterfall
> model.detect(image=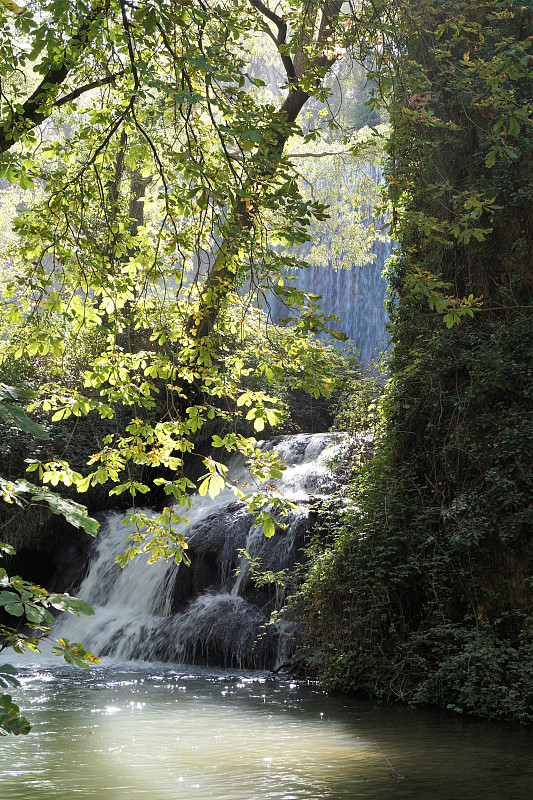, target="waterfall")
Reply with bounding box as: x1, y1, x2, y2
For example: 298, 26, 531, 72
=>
56, 433, 349, 669
276, 236, 391, 363
267, 164, 393, 363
